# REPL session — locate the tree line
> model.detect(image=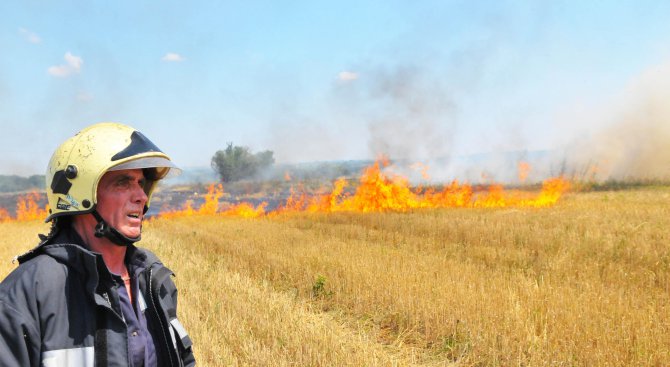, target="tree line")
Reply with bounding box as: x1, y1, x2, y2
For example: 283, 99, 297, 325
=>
0, 175, 44, 193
